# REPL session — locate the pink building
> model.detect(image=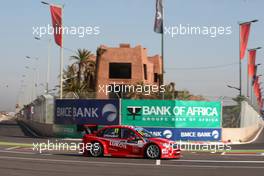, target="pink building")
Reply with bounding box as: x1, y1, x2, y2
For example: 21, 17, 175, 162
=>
96, 44, 162, 99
